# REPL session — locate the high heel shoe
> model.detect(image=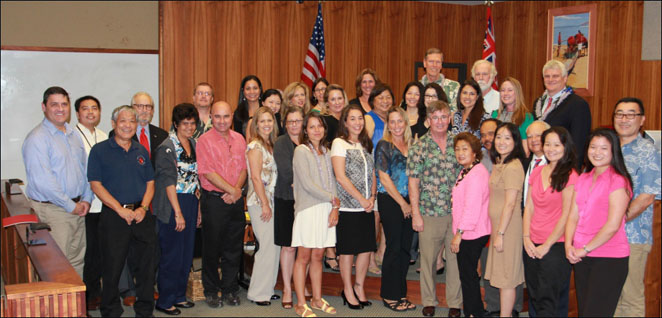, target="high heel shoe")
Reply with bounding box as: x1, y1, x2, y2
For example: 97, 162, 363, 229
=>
340, 290, 362, 310
323, 256, 340, 272
352, 286, 372, 307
